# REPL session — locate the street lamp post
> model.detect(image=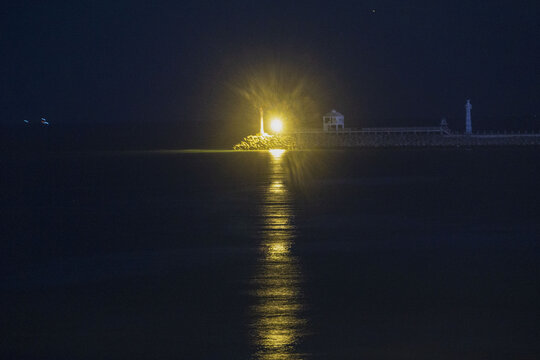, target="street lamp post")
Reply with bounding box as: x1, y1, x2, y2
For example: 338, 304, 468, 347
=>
260, 106, 266, 135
